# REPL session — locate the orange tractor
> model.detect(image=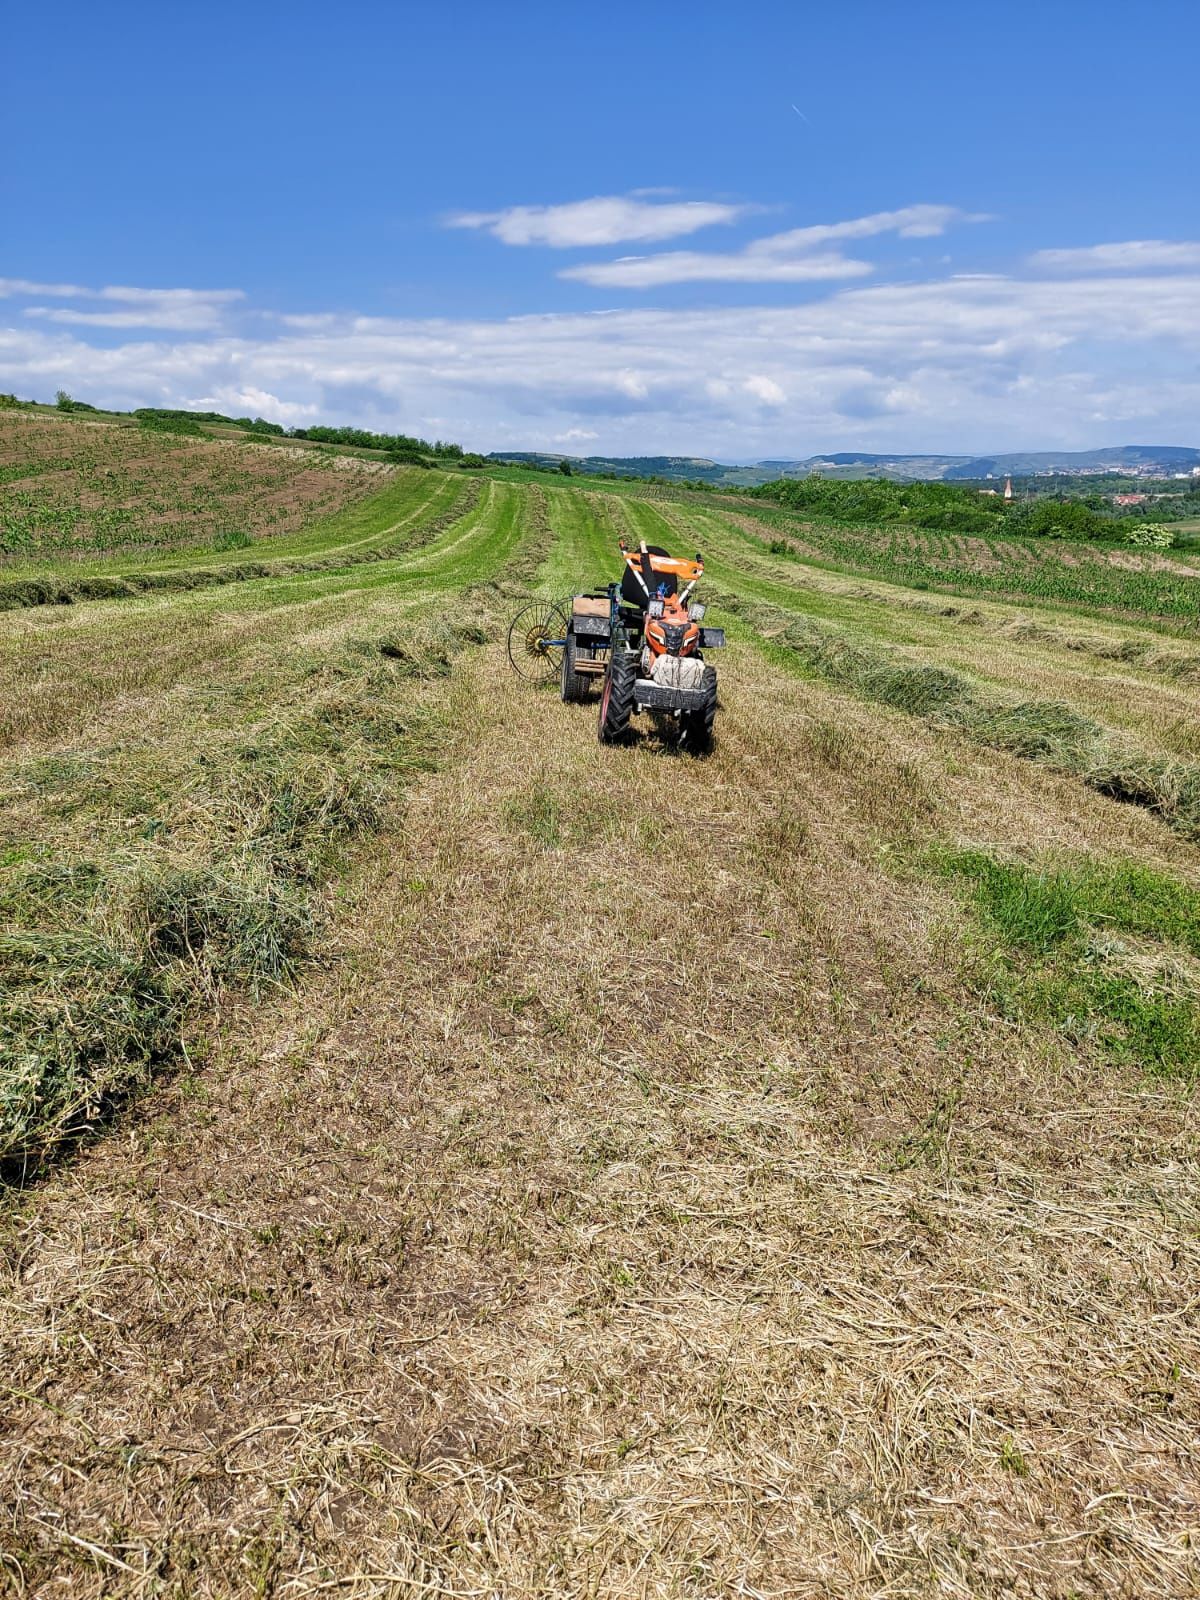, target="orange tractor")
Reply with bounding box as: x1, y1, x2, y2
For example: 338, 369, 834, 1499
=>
508, 539, 723, 751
